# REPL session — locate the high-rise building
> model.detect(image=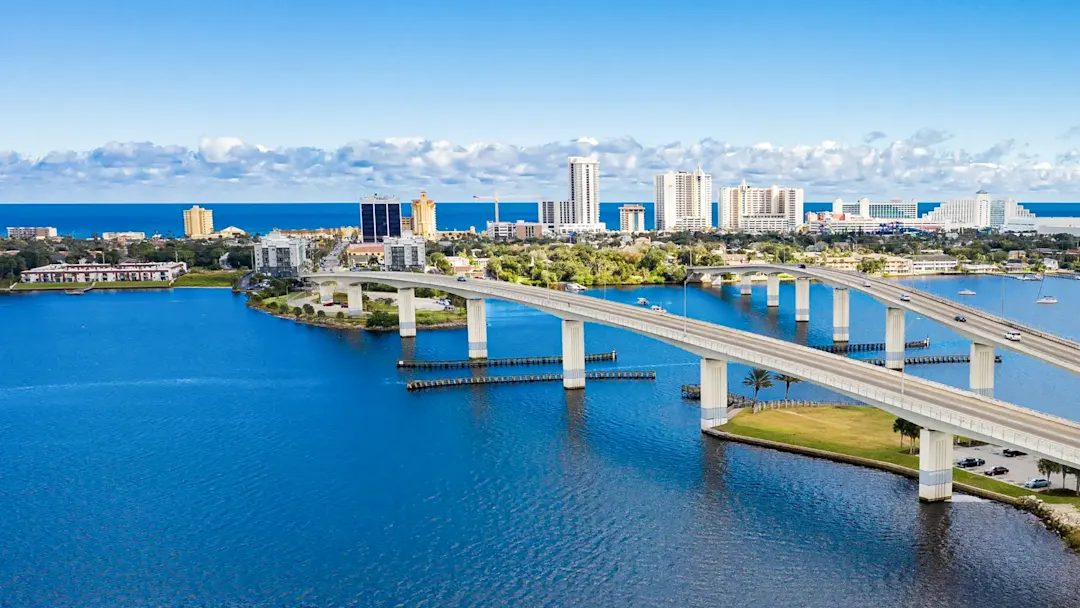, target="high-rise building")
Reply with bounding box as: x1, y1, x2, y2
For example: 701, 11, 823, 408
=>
383, 235, 426, 271
538, 200, 574, 230
410, 191, 438, 240
718, 181, 803, 233
359, 195, 403, 243
921, 190, 1034, 229
654, 168, 712, 231
831, 198, 917, 219
567, 156, 601, 227
619, 204, 647, 233
183, 205, 214, 237
253, 231, 308, 278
